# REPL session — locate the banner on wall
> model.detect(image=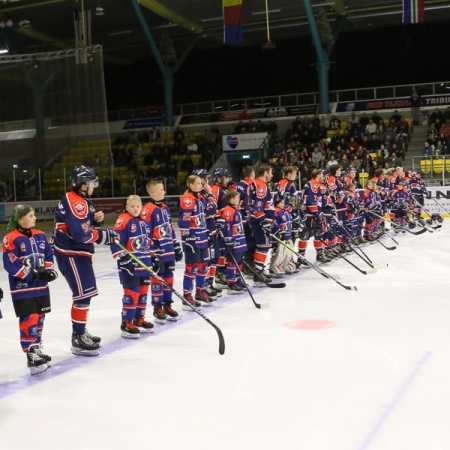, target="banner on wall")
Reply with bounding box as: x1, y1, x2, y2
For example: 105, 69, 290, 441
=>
178, 105, 318, 125
122, 117, 165, 130
222, 133, 267, 152
1, 196, 182, 223
336, 94, 450, 113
